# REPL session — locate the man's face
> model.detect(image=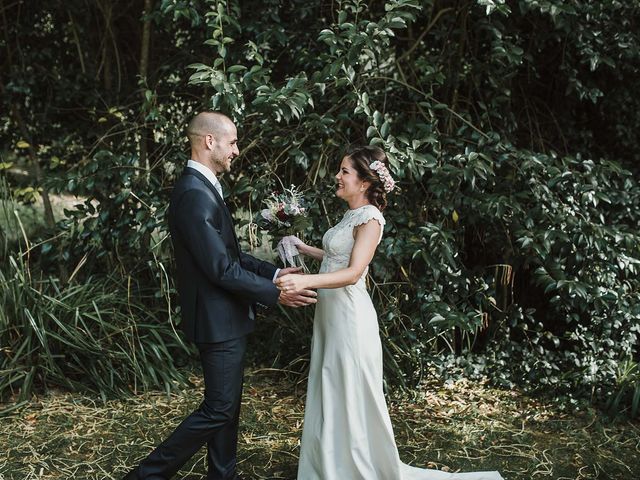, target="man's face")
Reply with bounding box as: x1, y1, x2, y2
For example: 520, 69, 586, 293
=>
209, 122, 239, 174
